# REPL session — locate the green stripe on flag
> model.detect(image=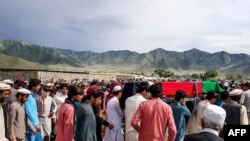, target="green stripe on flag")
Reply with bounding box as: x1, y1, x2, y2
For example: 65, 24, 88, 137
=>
202, 81, 224, 94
